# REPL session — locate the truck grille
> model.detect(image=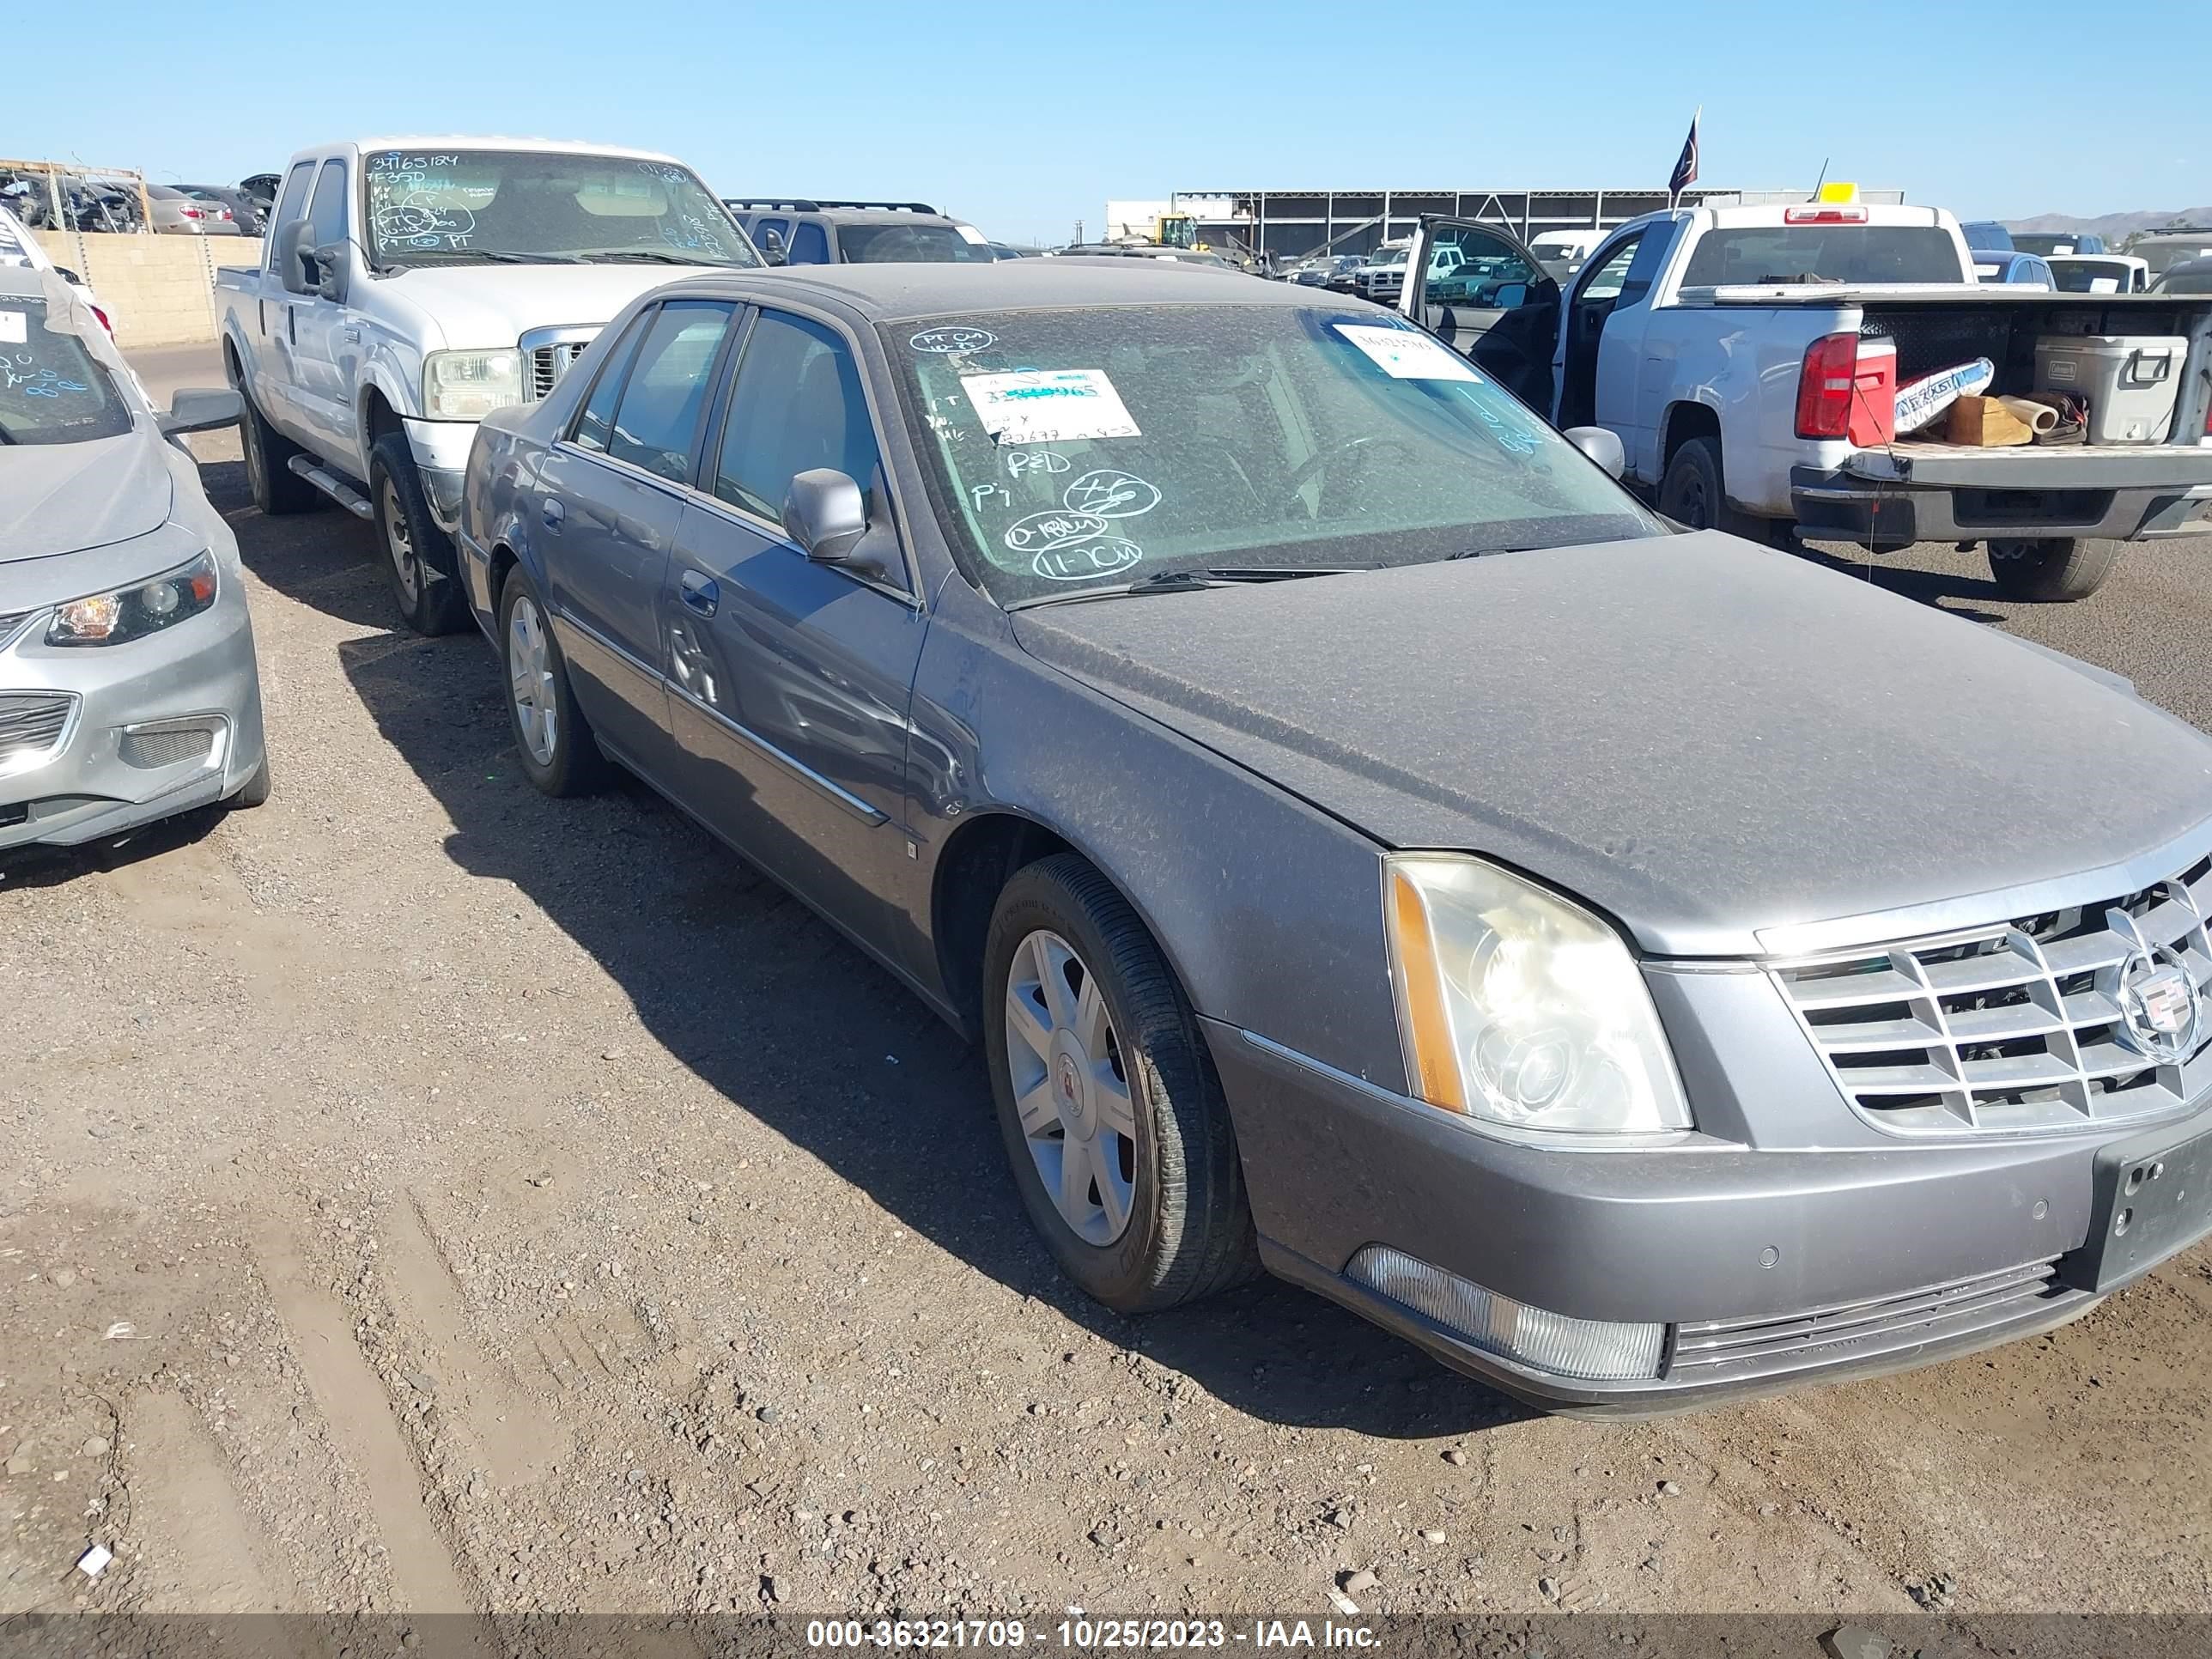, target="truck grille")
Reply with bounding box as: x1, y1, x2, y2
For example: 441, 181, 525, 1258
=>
0, 691, 75, 769
1771, 848, 2212, 1135
1670, 1258, 2069, 1375
525, 340, 593, 402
